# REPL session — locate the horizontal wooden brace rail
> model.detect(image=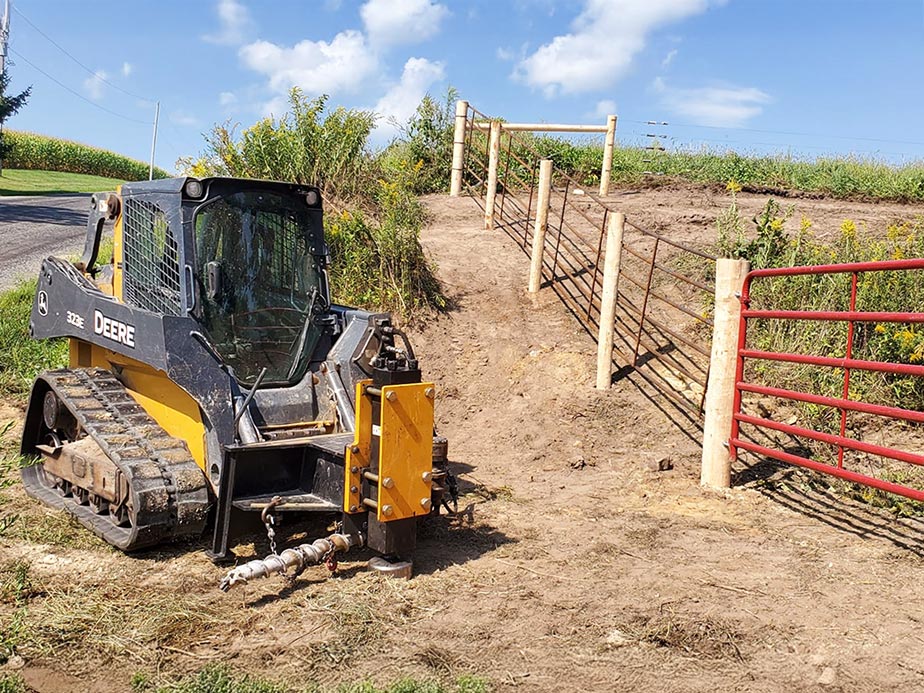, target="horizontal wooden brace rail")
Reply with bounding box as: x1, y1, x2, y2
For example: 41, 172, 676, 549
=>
473, 122, 609, 133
